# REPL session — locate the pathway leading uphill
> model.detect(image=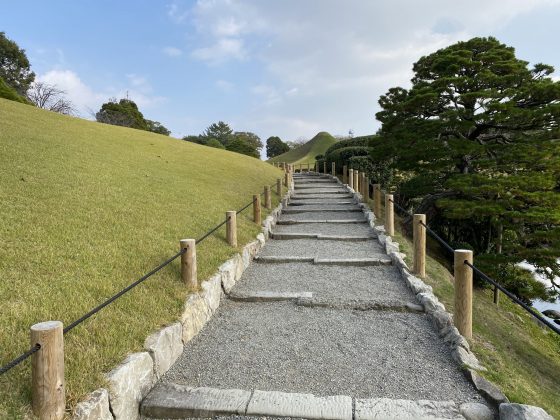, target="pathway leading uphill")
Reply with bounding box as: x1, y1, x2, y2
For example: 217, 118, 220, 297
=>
141, 172, 492, 419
